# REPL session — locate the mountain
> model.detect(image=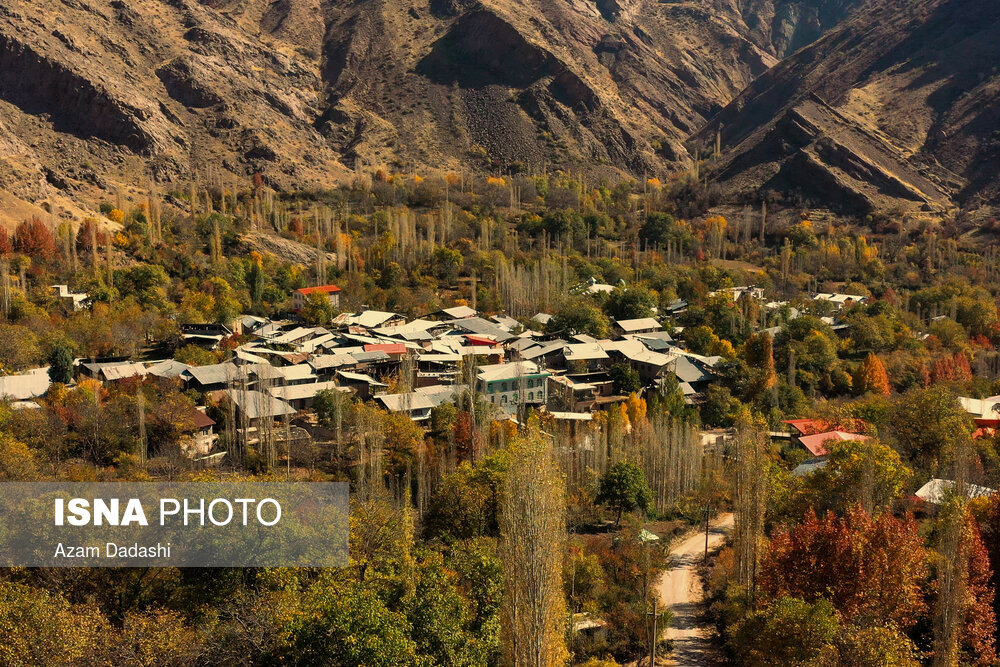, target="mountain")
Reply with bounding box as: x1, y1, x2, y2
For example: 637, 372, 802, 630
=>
698, 0, 1000, 214
0, 0, 864, 224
